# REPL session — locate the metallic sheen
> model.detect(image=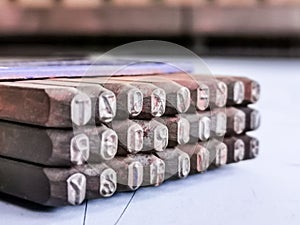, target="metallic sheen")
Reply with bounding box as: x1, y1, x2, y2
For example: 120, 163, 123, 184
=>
128, 89, 143, 116
234, 139, 245, 162
127, 123, 143, 153
99, 168, 117, 197
100, 129, 118, 160
150, 159, 165, 186
233, 81, 245, 104
71, 93, 92, 126
197, 83, 210, 111
67, 173, 86, 205
98, 90, 117, 123
151, 88, 166, 117
199, 116, 211, 141
128, 161, 143, 190
70, 133, 90, 165
177, 117, 190, 145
